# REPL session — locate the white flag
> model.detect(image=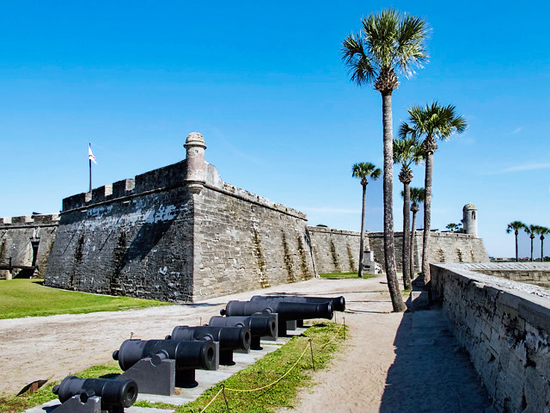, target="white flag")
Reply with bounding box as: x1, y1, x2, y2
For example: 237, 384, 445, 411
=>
88, 145, 97, 164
